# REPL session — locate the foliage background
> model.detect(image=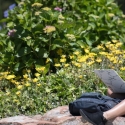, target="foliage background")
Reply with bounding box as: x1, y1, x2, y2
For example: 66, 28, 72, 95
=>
0, 0, 125, 118
0, 0, 125, 76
